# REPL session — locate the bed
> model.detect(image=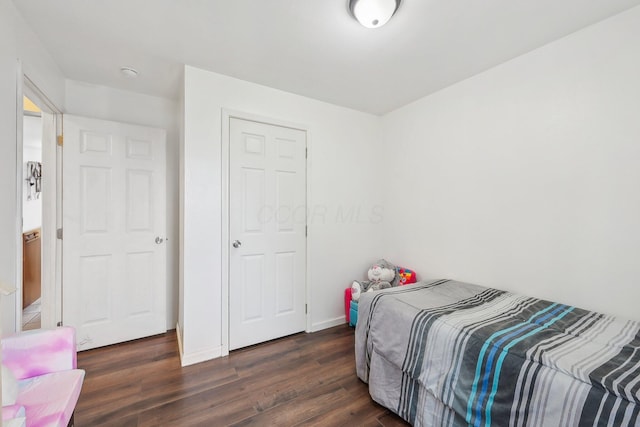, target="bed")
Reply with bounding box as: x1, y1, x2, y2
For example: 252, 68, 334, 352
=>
355, 279, 640, 426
